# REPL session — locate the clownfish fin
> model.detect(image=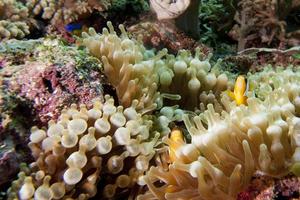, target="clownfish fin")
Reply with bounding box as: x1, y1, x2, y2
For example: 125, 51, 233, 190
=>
227, 90, 235, 100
